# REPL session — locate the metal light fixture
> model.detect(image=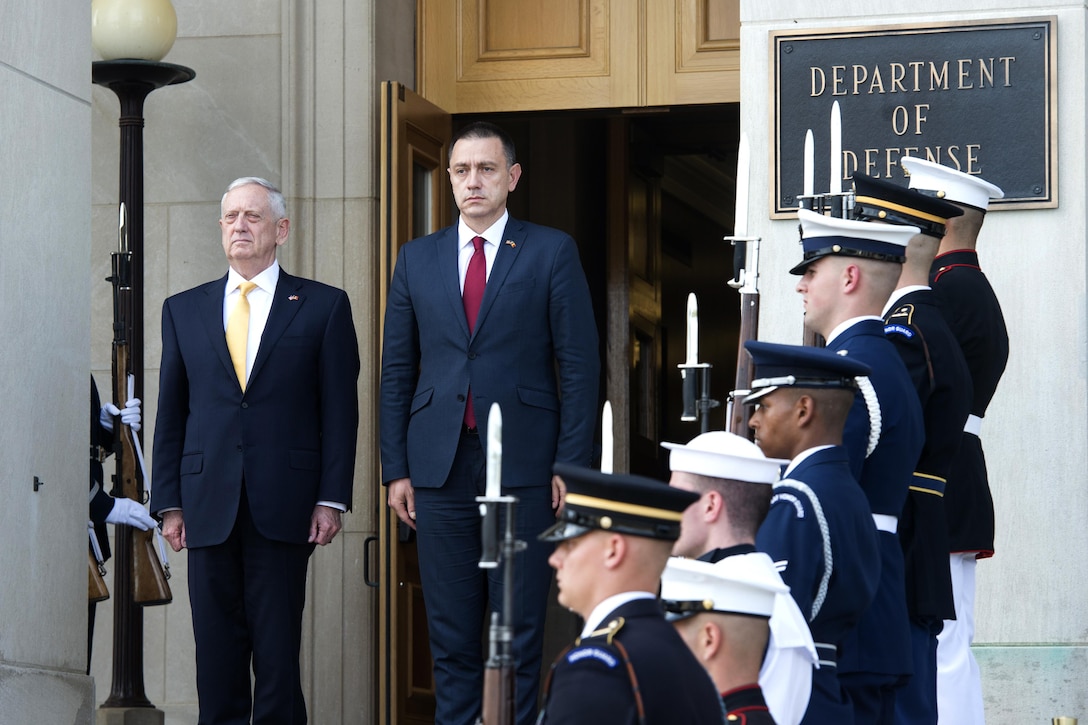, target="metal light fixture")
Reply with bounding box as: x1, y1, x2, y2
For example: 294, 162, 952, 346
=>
91, 1, 192, 718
